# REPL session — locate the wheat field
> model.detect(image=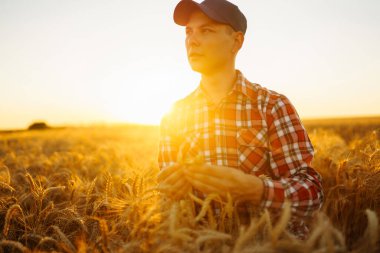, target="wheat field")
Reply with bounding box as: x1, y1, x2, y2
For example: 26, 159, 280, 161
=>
0, 118, 379, 253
